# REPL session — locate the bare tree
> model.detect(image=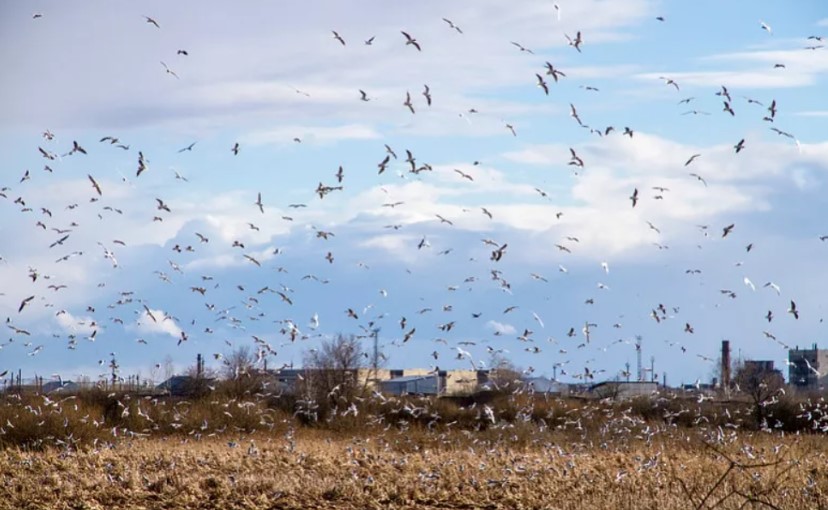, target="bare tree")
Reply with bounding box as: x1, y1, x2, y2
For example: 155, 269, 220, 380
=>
486, 353, 523, 393
300, 334, 366, 420
222, 345, 258, 380
734, 362, 784, 427
220, 345, 265, 396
